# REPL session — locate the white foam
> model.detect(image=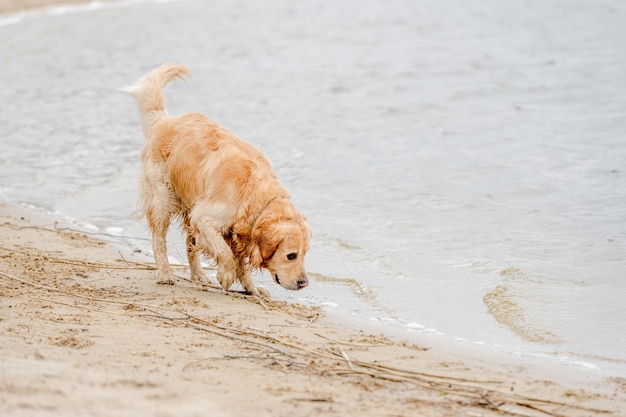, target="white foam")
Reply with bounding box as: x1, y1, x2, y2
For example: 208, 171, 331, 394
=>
405, 322, 425, 330
320, 301, 338, 308
82, 223, 99, 233
105, 227, 124, 236
571, 361, 601, 372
